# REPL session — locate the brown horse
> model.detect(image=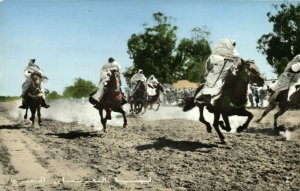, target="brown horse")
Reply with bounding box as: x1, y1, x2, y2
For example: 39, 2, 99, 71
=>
141, 83, 164, 113
89, 70, 127, 132
128, 80, 148, 114
182, 59, 264, 144
23, 72, 46, 126
256, 85, 300, 131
